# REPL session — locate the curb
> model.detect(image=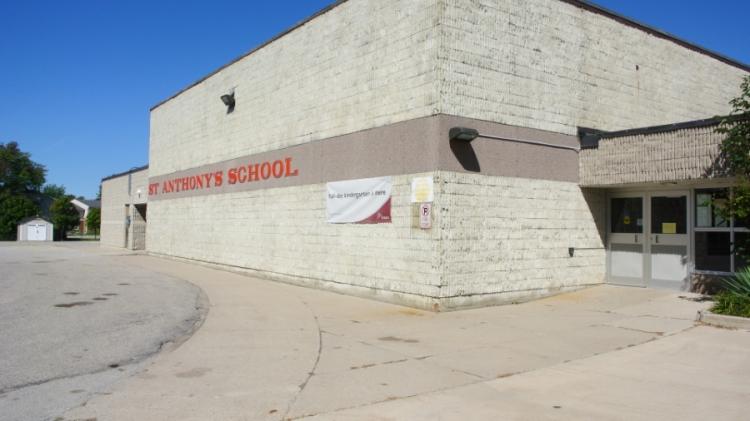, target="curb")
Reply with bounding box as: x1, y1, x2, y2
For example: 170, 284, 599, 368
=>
697, 309, 750, 330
